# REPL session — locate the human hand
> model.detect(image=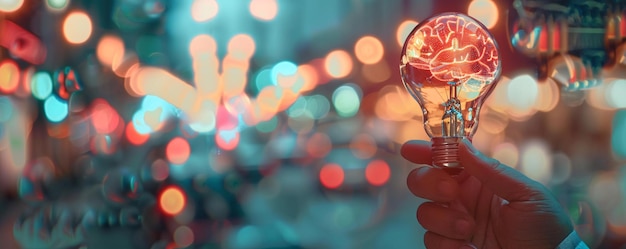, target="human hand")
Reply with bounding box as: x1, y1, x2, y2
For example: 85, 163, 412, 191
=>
403, 139, 574, 249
